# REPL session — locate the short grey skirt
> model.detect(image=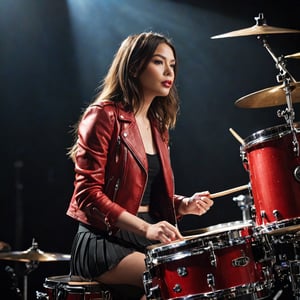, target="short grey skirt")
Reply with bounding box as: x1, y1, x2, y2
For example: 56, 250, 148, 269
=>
70, 213, 158, 279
